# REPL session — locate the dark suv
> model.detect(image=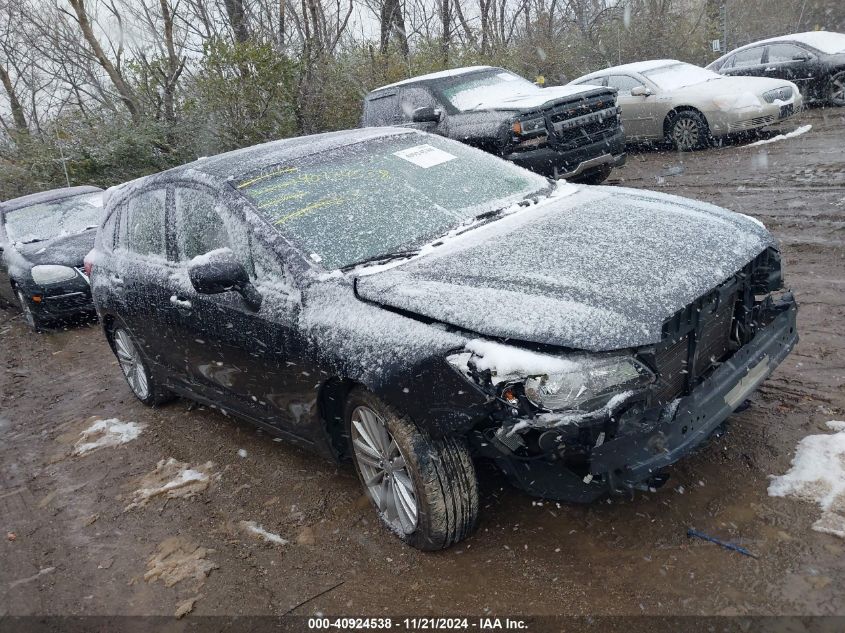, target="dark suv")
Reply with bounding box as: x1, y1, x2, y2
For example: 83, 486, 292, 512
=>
361, 66, 625, 184
91, 128, 797, 550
